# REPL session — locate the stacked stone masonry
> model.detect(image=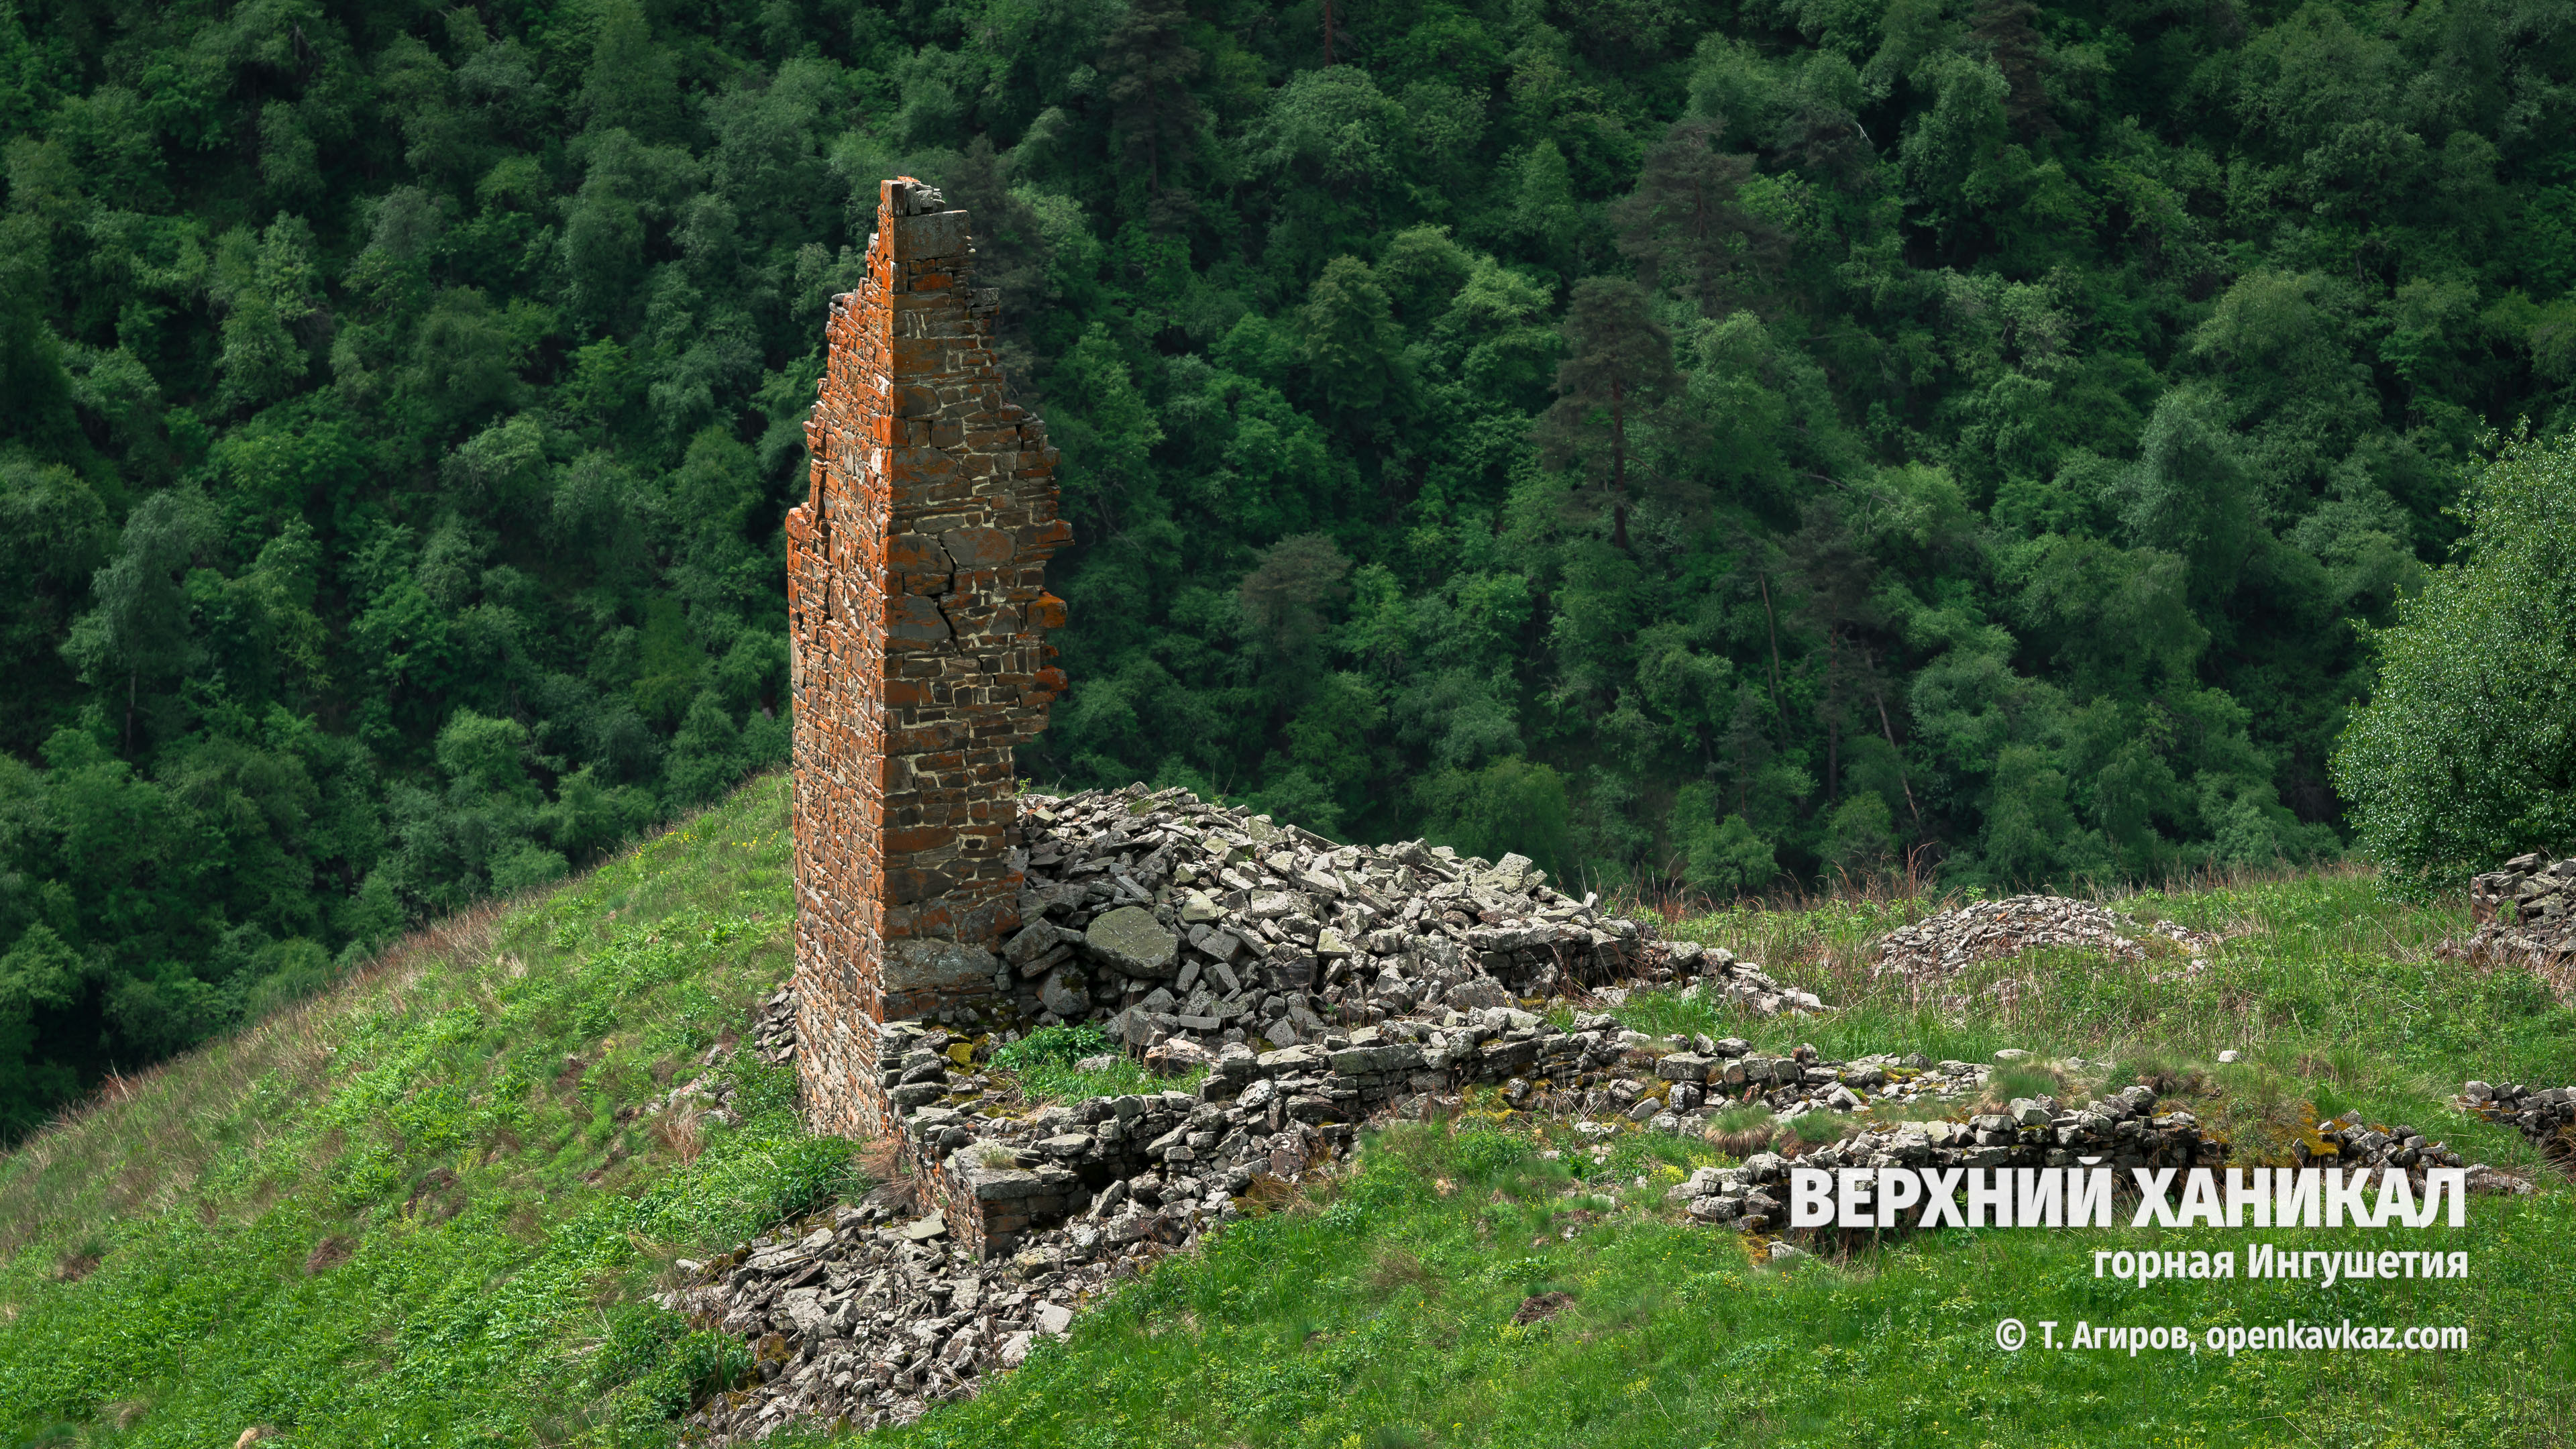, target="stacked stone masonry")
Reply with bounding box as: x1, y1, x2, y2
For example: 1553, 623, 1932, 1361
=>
786, 176, 1071, 1143
2462, 1077, 2576, 1175
784, 762, 1834, 1258
2449, 853, 2576, 1000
